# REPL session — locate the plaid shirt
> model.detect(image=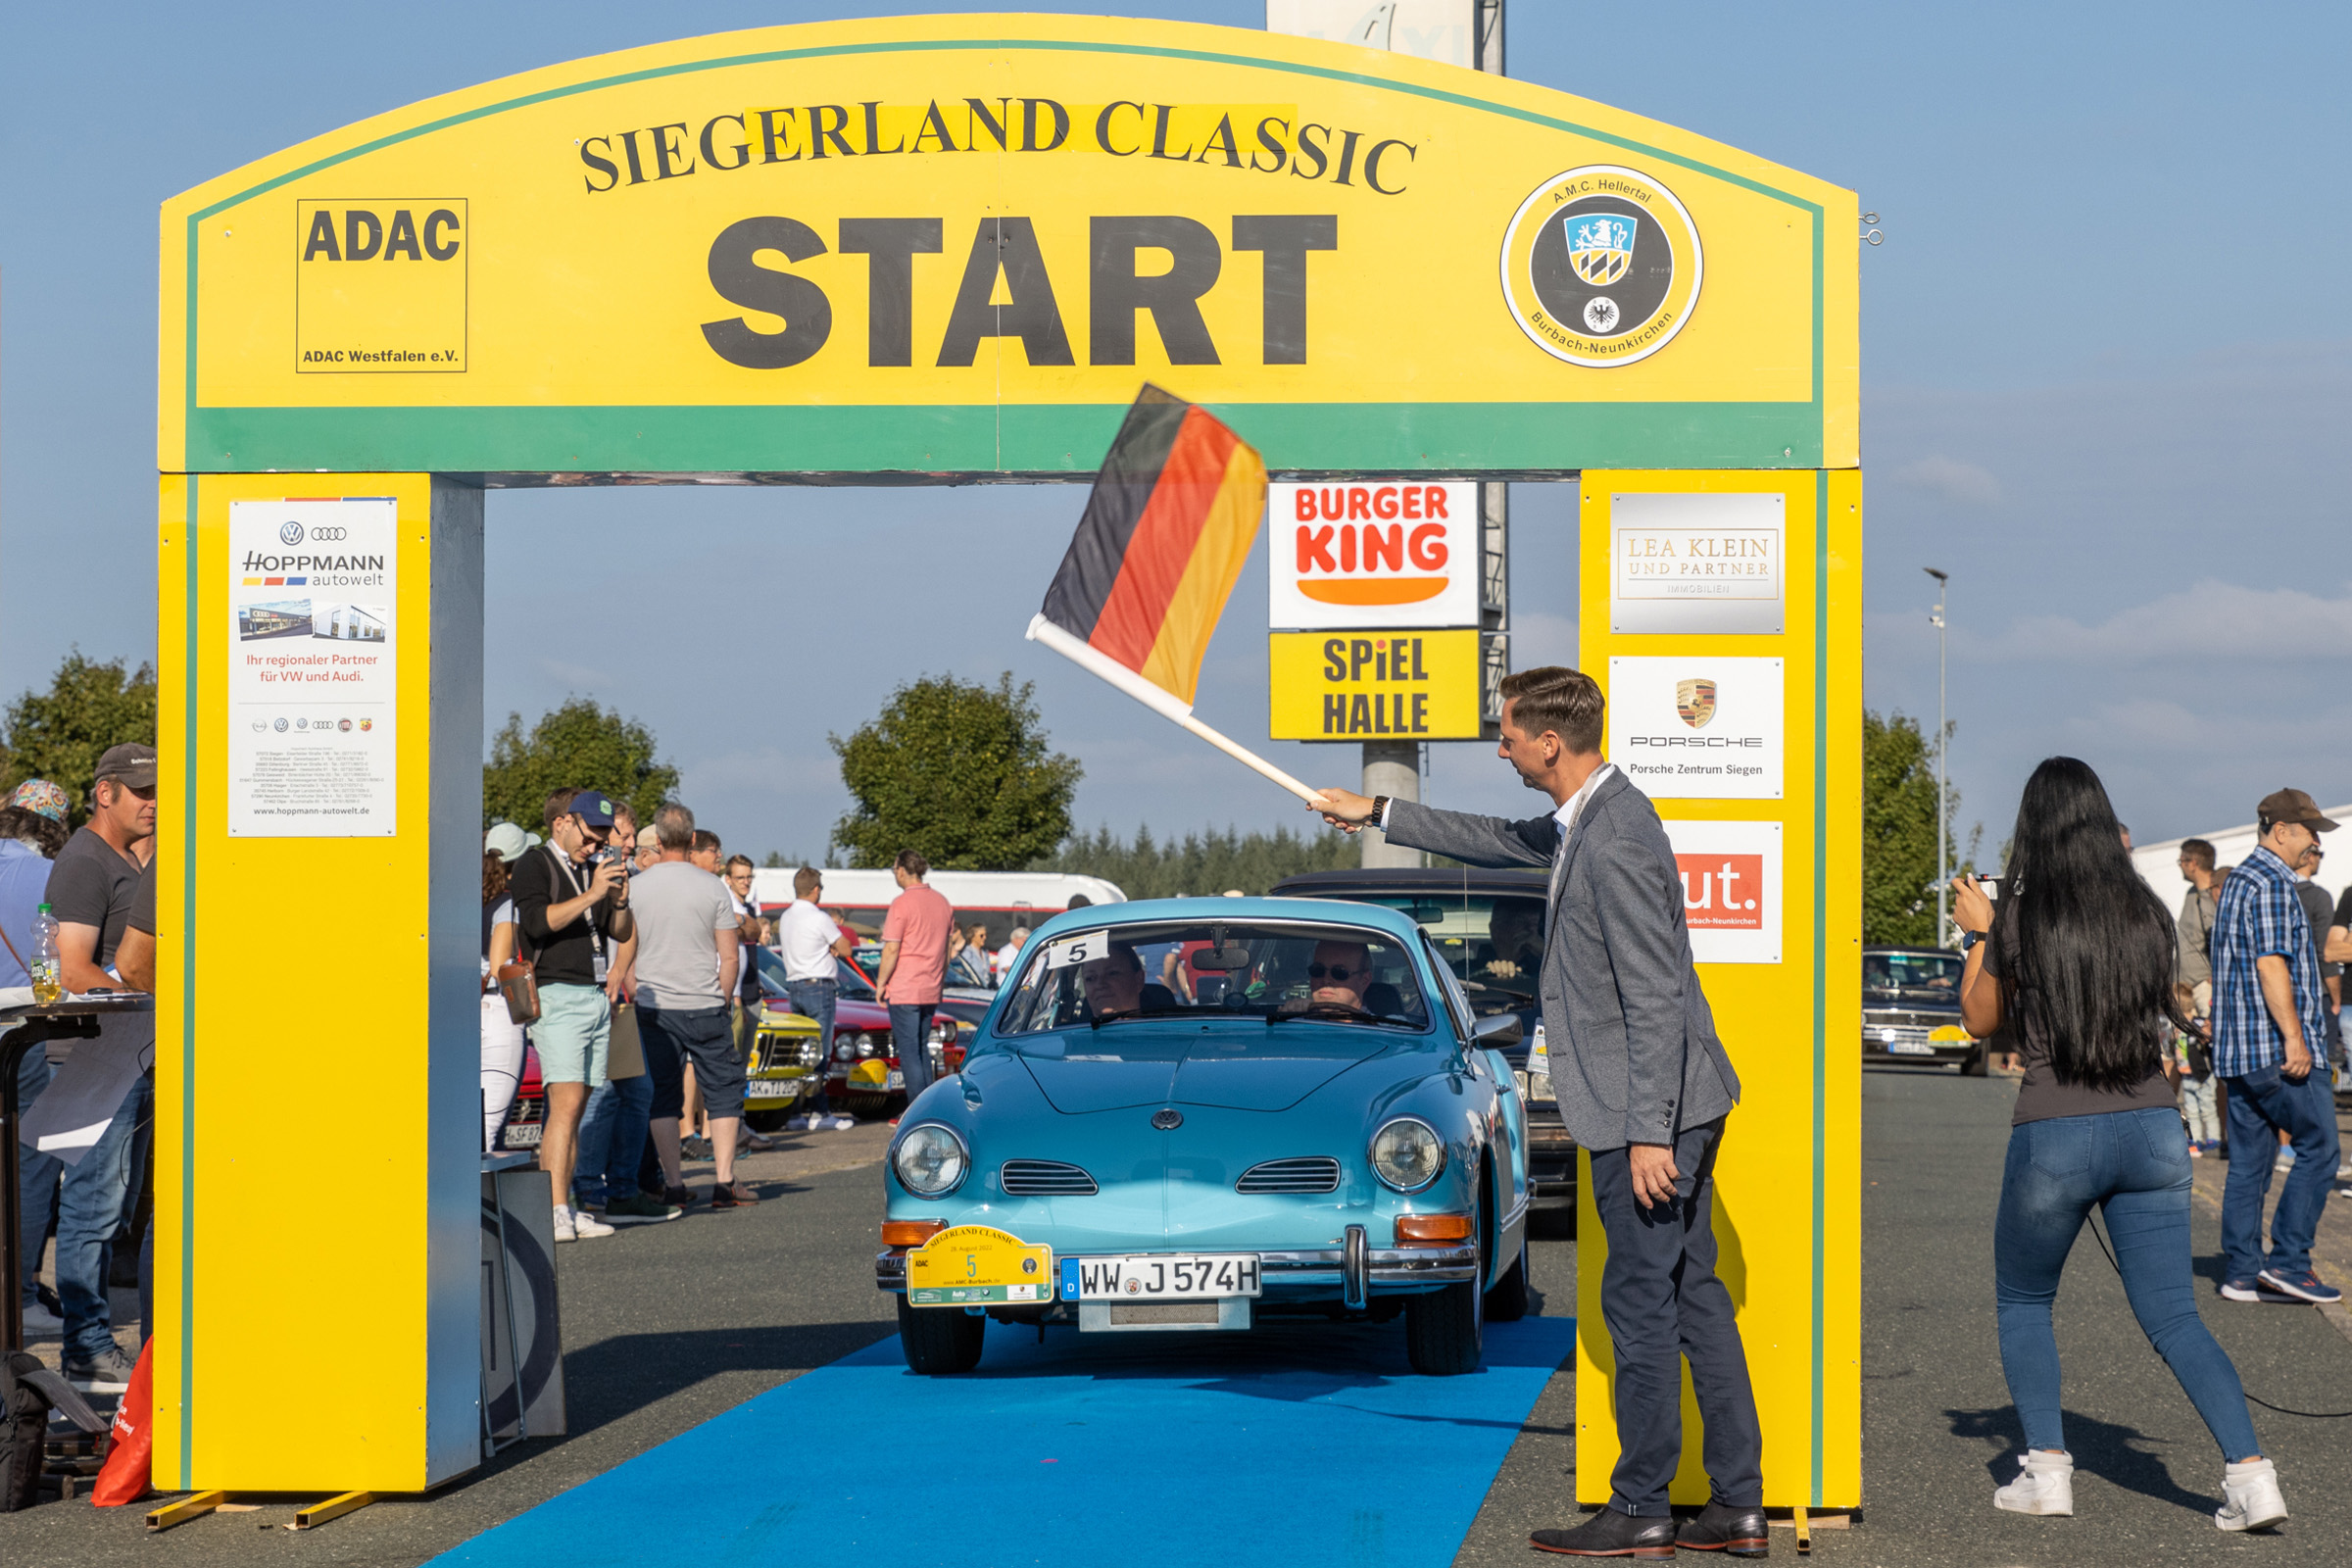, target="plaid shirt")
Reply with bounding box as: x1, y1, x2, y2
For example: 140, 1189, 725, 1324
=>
2208, 845, 2328, 1077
